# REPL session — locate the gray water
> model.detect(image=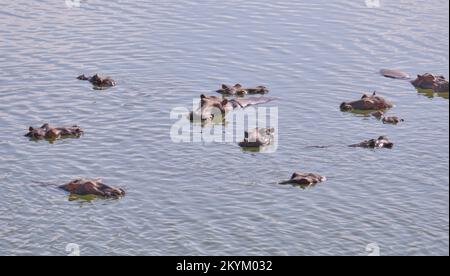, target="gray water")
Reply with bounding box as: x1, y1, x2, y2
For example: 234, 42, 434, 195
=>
0, 0, 448, 256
